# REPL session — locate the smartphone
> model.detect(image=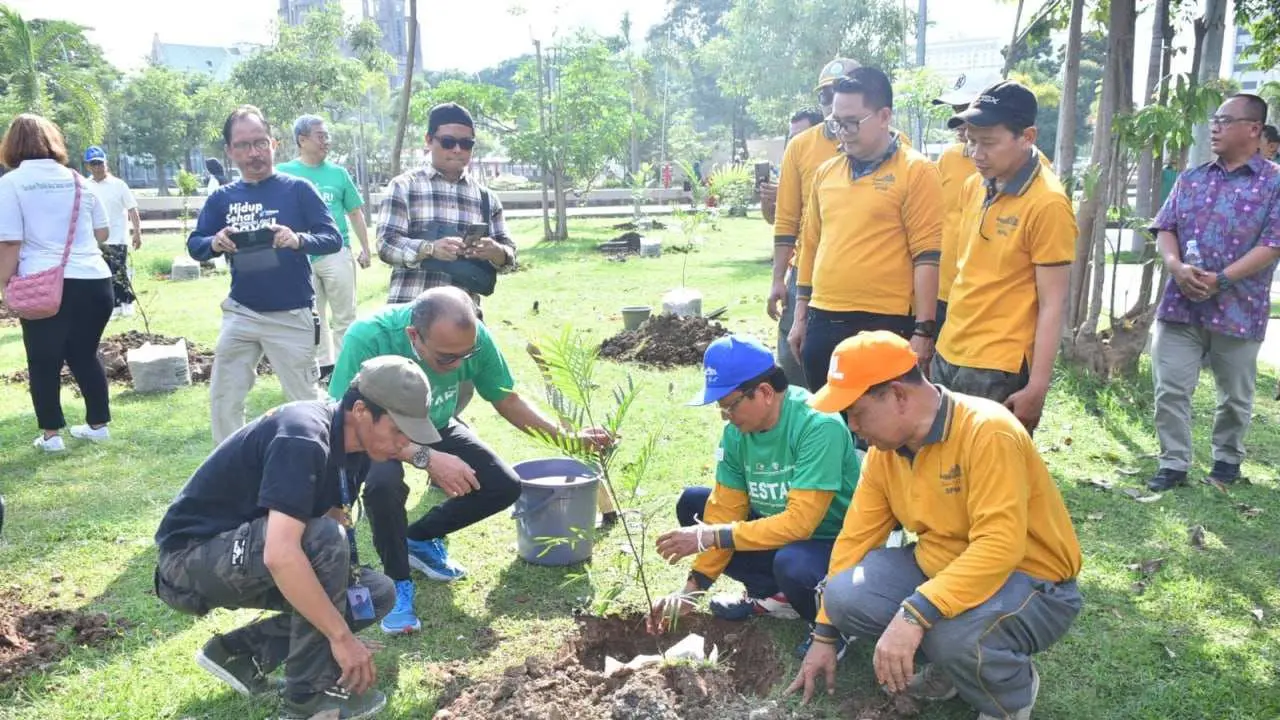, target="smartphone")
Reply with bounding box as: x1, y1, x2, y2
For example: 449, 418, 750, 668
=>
463, 223, 487, 247
754, 161, 772, 187
229, 227, 274, 250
